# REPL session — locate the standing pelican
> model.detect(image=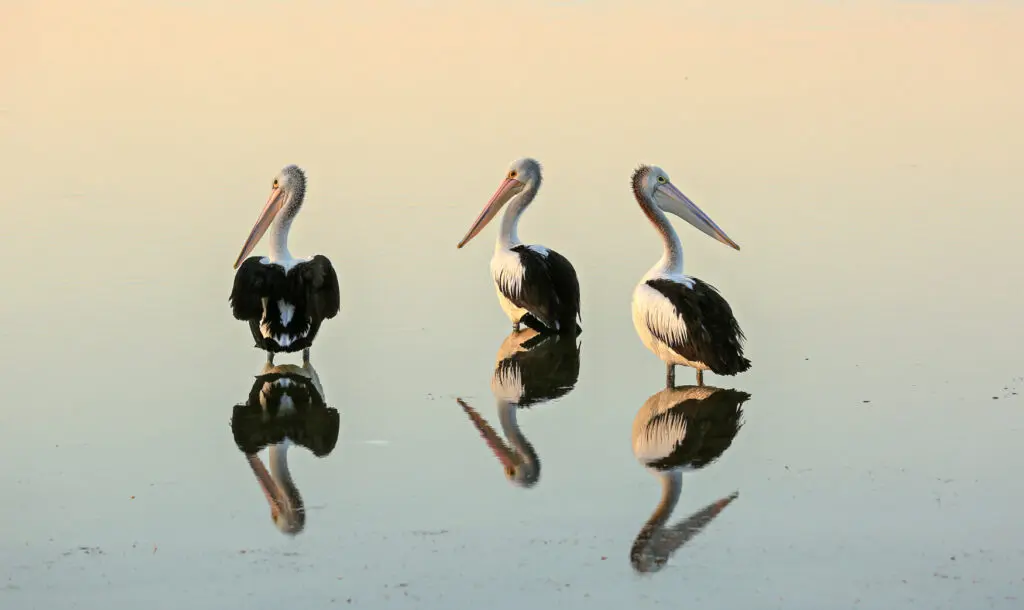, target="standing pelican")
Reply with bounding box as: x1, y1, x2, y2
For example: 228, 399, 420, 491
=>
456, 328, 581, 488
230, 165, 340, 364
630, 165, 749, 387
630, 384, 748, 573
231, 360, 340, 536
456, 158, 581, 335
